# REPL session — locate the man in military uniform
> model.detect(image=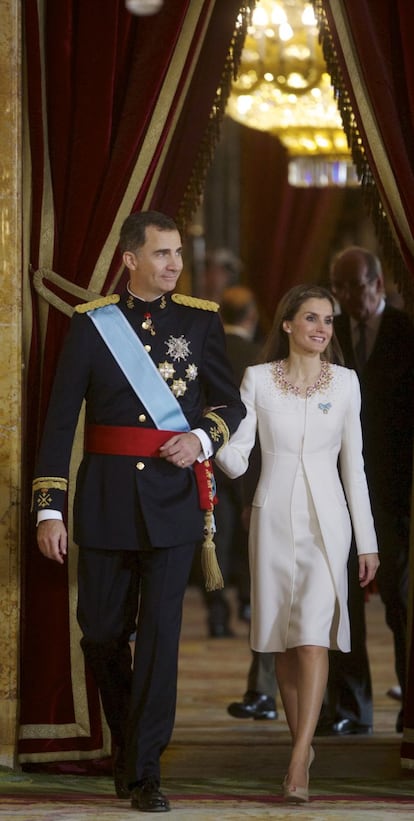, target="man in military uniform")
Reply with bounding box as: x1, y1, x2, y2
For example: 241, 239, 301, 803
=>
33, 211, 245, 813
